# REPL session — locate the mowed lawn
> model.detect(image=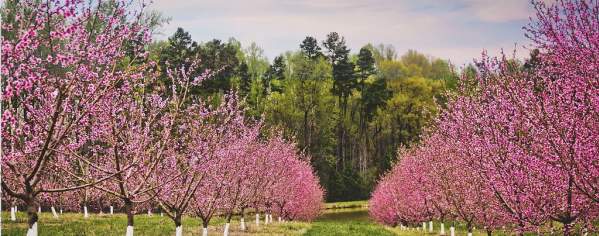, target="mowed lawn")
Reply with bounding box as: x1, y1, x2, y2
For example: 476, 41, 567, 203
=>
0, 211, 309, 236
1, 202, 532, 235
304, 207, 396, 236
